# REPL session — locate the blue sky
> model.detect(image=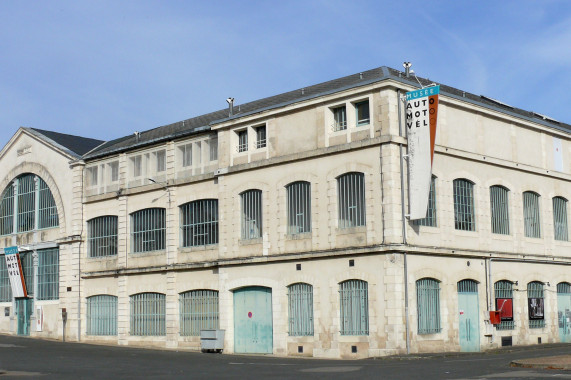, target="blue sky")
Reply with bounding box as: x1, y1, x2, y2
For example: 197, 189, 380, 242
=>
1, 1, 570, 147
